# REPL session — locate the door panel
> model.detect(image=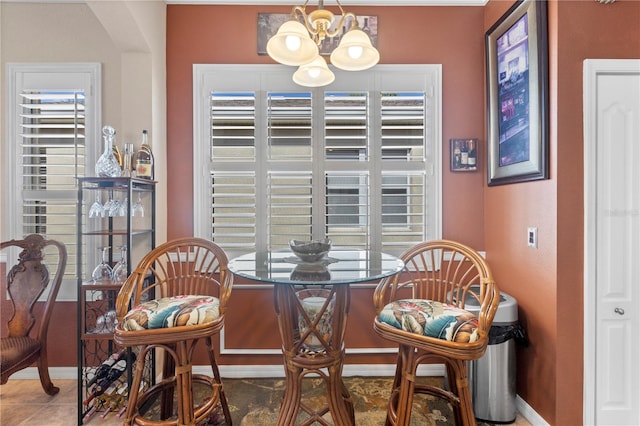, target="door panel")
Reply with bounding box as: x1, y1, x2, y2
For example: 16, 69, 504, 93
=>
585, 59, 640, 425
